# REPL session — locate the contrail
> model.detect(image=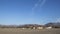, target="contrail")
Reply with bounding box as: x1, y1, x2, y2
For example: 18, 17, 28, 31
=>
32, 0, 41, 15
39, 0, 46, 7
32, 0, 41, 23
32, 0, 46, 23
32, 0, 46, 16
